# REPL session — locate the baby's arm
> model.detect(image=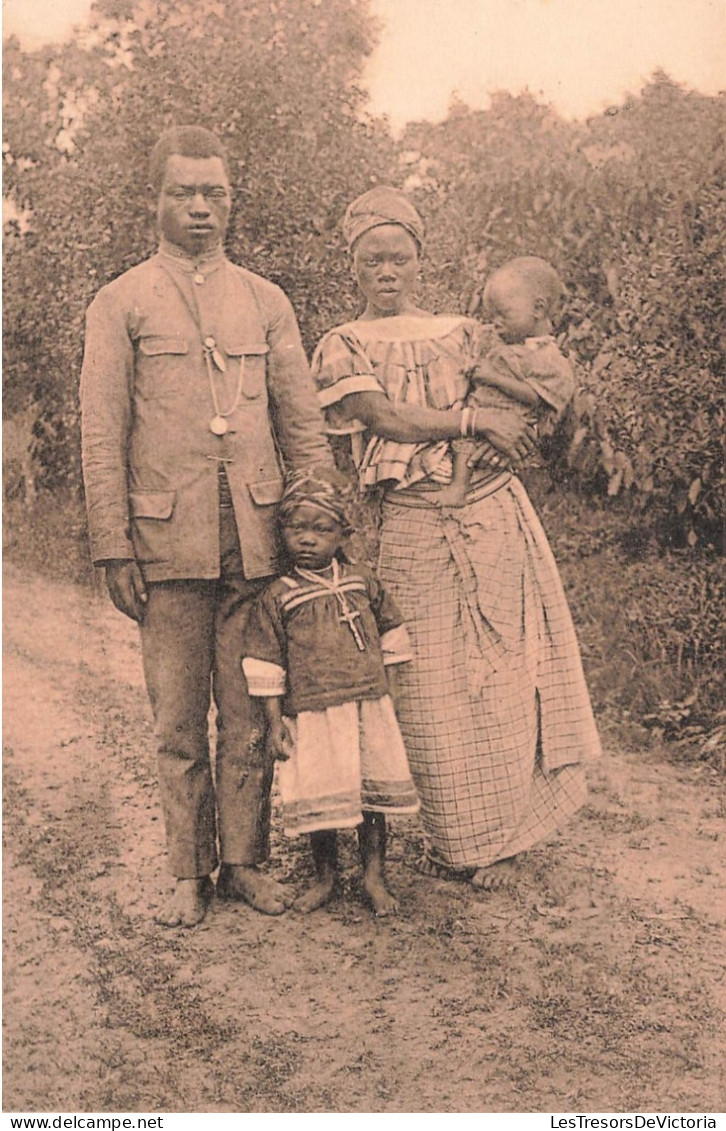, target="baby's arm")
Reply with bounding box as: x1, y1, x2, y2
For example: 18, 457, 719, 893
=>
514, 342, 575, 418
456, 351, 539, 479
475, 340, 575, 419
471, 355, 540, 410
